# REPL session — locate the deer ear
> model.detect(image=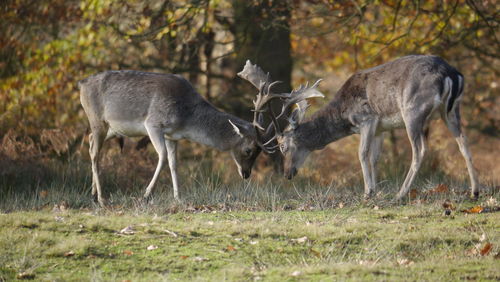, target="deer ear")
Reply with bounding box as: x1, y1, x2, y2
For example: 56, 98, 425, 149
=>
228, 119, 245, 138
